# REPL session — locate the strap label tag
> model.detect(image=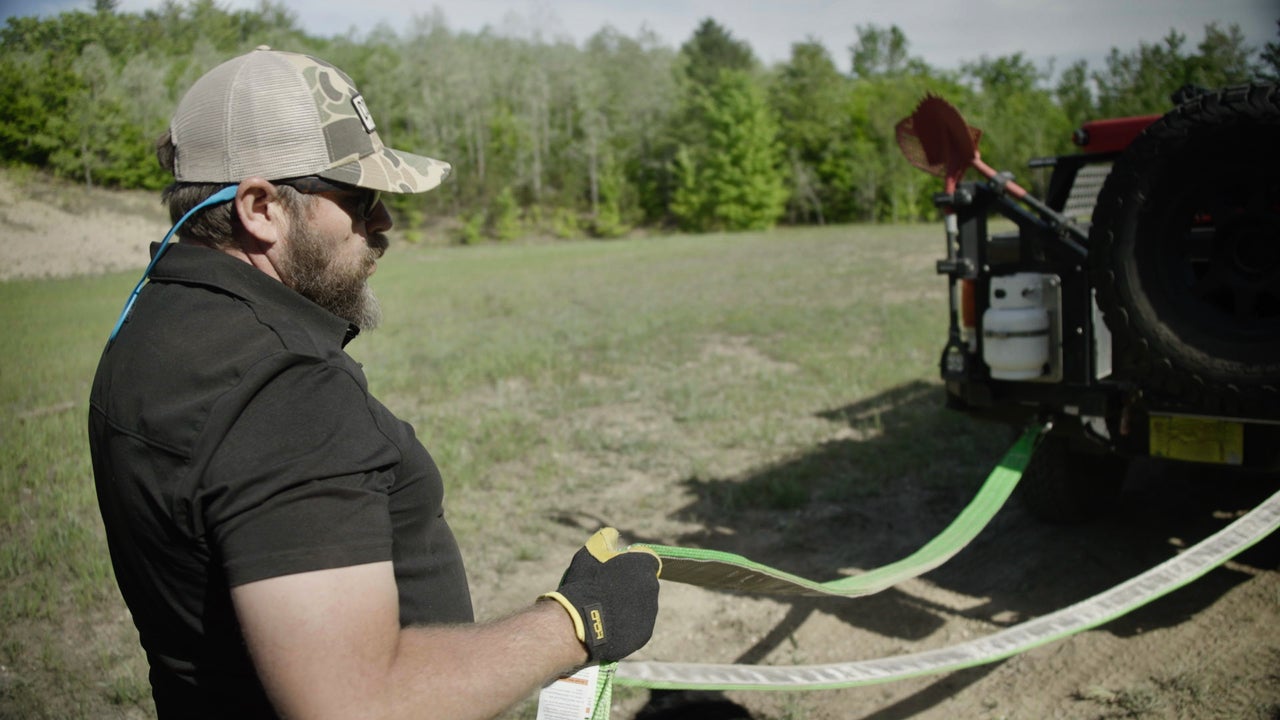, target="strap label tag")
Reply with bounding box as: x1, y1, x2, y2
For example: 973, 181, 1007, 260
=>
537, 665, 600, 720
